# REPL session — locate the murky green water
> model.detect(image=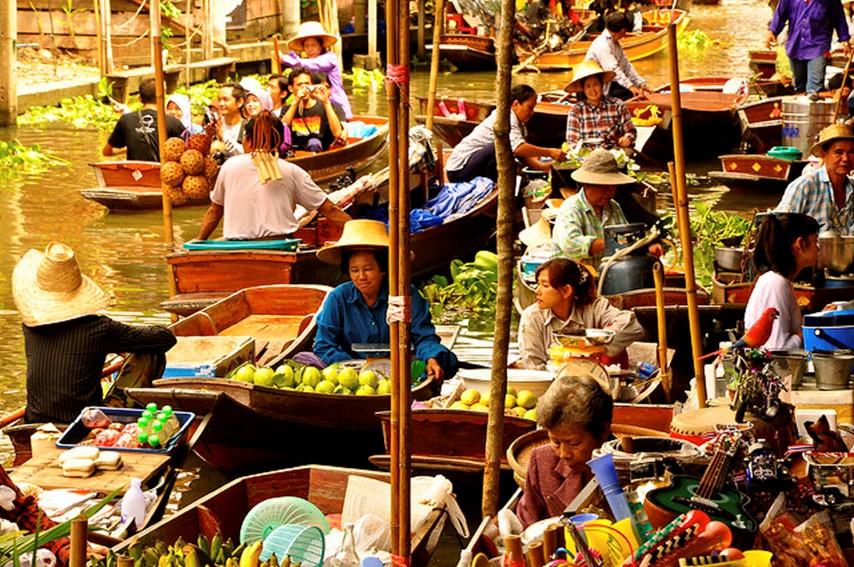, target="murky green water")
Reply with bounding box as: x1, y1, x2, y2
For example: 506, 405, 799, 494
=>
0, 0, 777, 459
